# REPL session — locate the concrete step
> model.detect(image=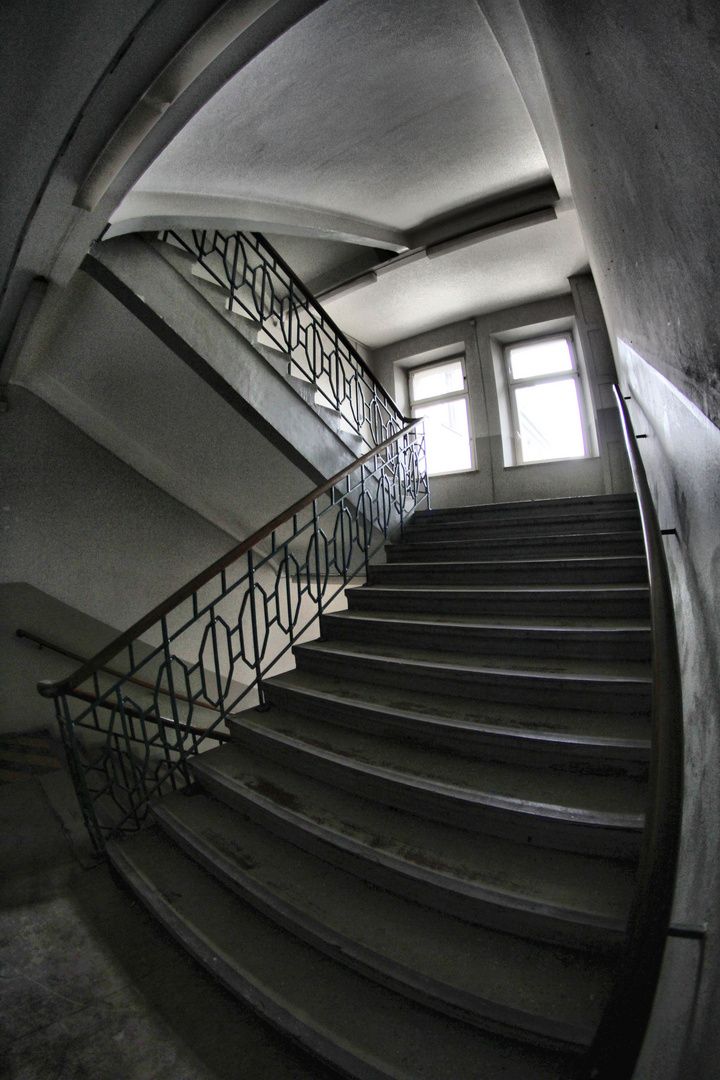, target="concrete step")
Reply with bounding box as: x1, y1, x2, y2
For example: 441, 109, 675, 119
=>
189, 742, 637, 947
263, 668, 651, 773
387, 530, 645, 563
412, 493, 638, 524
223, 708, 646, 857
320, 609, 652, 662
294, 638, 651, 716
154, 791, 614, 1050
368, 556, 648, 588
348, 583, 651, 619
405, 509, 642, 540
109, 829, 578, 1079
